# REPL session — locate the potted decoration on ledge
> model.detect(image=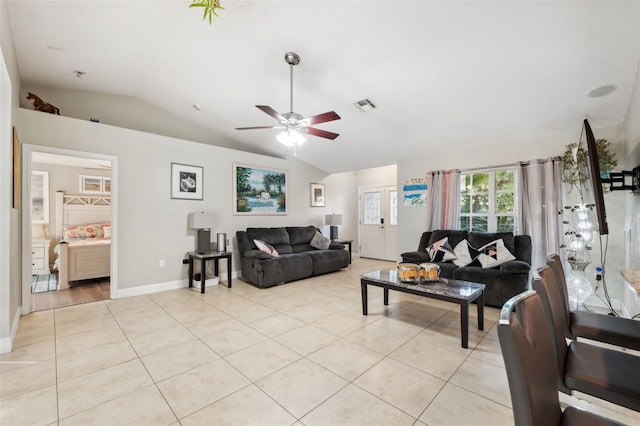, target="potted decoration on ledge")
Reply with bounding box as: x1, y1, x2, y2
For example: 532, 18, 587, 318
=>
559, 138, 617, 309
